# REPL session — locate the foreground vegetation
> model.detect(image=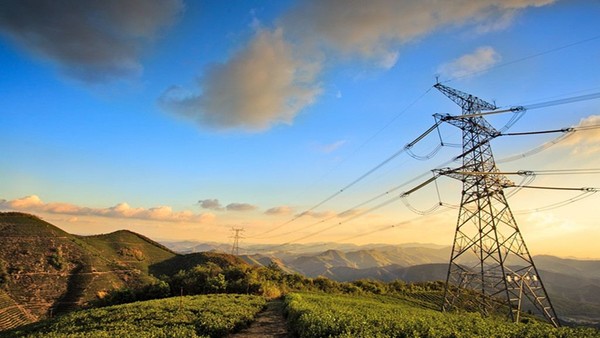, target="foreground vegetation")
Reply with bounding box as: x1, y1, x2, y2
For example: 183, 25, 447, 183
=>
3, 294, 265, 338
284, 292, 600, 338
